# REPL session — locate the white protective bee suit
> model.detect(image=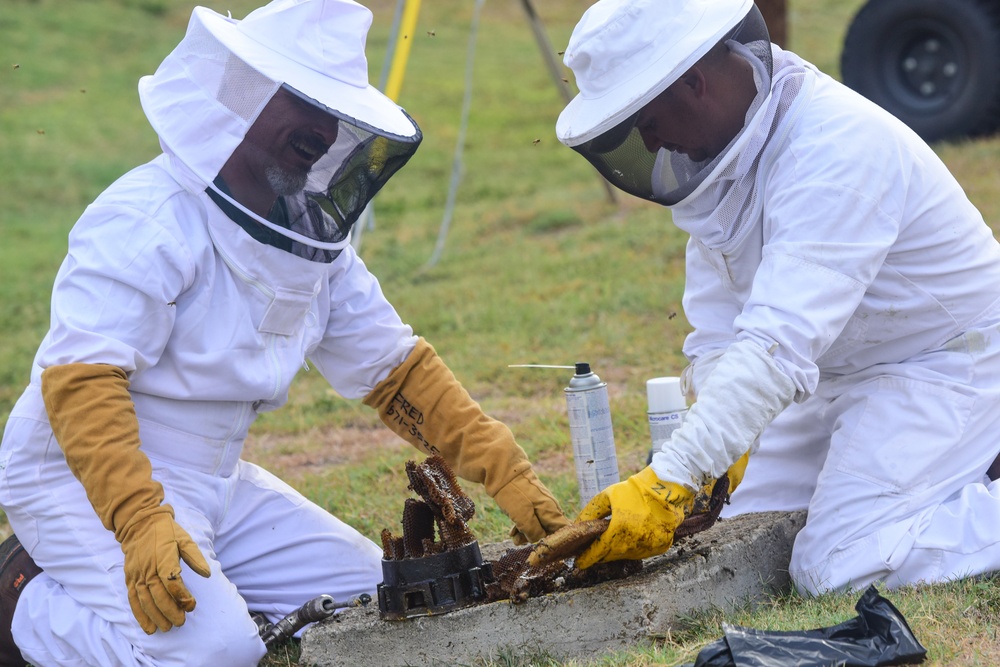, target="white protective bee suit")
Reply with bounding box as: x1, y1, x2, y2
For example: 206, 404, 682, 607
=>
557, 0, 1000, 594
683, 46, 1000, 594
0, 1, 567, 665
